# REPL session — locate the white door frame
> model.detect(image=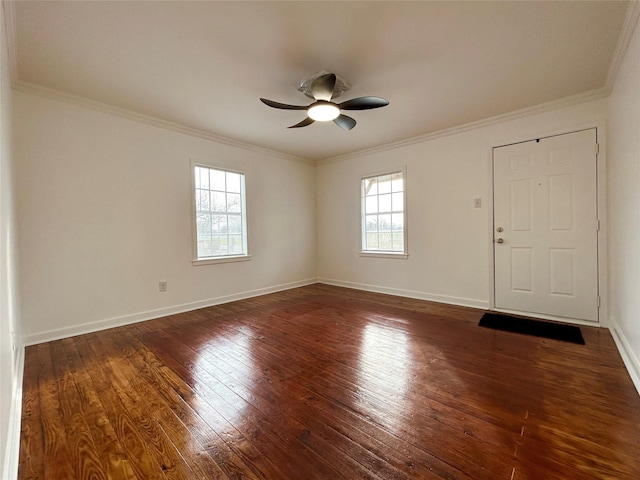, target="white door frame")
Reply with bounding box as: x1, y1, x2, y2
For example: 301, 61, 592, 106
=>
487, 126, 609, 327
